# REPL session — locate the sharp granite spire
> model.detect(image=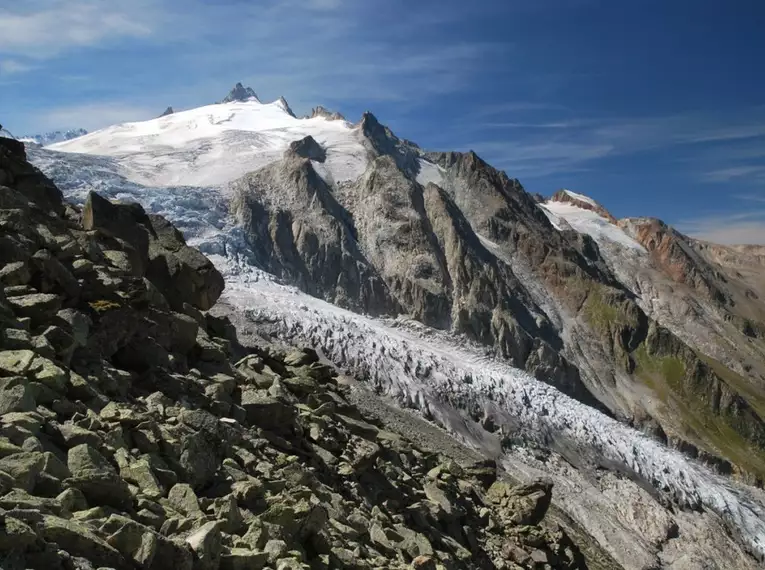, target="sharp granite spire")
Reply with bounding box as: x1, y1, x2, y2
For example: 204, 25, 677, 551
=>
221, 82, 260, 103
